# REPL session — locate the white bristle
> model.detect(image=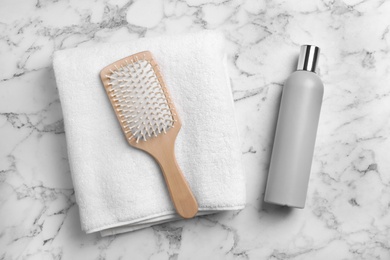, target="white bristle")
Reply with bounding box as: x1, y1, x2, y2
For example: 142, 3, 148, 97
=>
107, 58, 174, 143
